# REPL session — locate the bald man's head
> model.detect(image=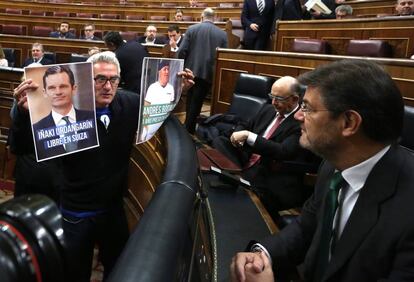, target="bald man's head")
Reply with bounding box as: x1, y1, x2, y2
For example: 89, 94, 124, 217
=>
269, 76, 301, 114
